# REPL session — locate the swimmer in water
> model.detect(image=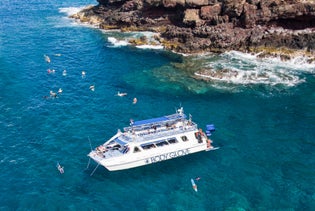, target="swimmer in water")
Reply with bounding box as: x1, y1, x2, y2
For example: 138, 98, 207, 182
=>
82, 71, 86, 78
50, 90, 57, 98
133, 97, 137, 104
57, 162, 64, 174
44, 54, 51, 63
47, 69, 55, 74
62, 70, 67, 76
89, 85, 95, 91
117, 91, 127, 97
58, 88, 63, 94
